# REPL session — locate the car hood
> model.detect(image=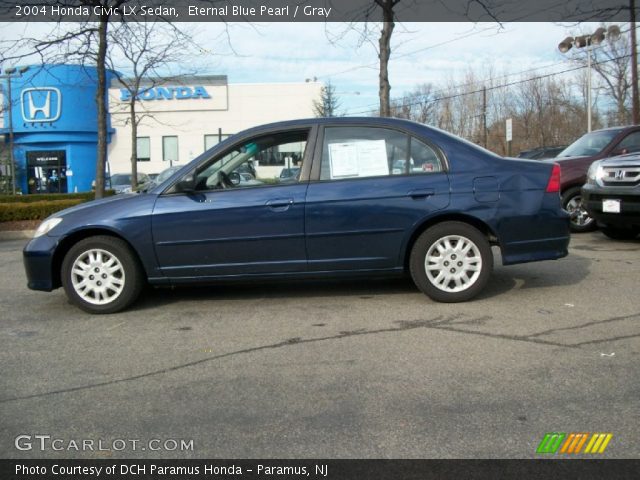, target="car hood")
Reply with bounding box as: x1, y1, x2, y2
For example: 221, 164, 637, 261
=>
51, 193, 144, 219
597, 155, 640, 167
